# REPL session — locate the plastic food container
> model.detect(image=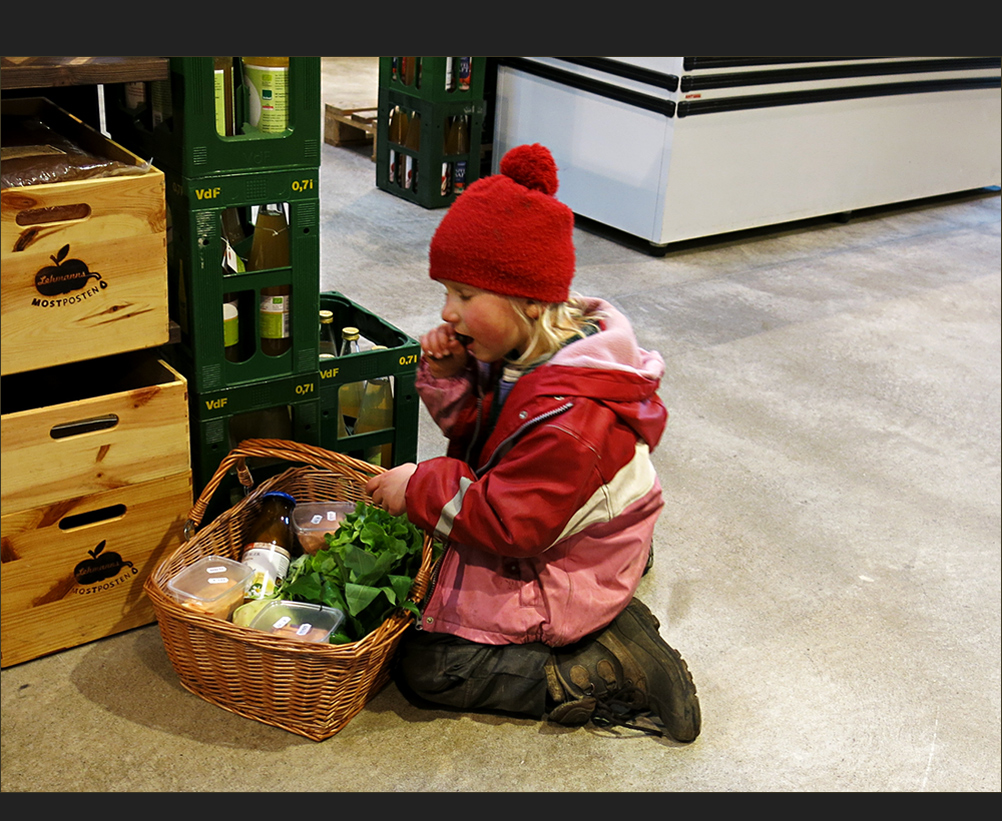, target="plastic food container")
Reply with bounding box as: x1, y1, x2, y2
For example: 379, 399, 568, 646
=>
292, 501, 355, 554
248, 600, 345, 643
166, 556, 254, 619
